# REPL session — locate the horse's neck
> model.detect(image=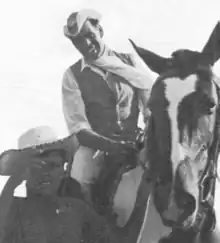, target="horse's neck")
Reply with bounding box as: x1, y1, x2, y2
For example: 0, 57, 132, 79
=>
112, 165, 144, 227
111, 164, 171, 243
